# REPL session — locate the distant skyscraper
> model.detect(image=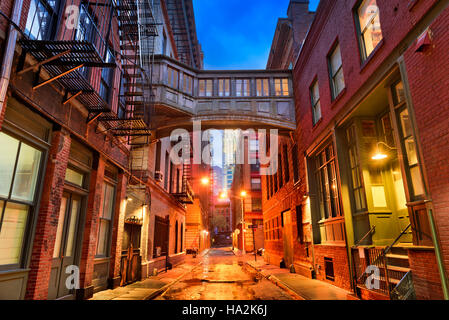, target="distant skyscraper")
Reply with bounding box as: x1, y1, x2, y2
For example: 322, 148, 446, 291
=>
222, 130, 239, 190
